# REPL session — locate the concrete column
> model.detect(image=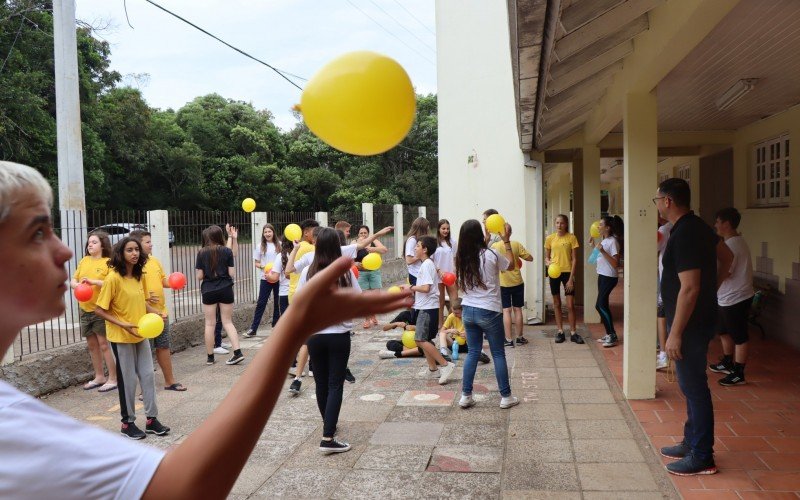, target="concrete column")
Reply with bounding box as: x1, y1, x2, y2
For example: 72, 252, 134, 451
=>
583, 144, 602, 323
393, 204, 404, 259
572, 154, 585, 305
362, 203, 374, 234
622, 92, 658, 399
146, 210, 174, 323
251, 212, 267, 299
418, 206, 426, 219
315, 211, 328, 227
524, 153, 545, 324
2, 341, 13, 365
